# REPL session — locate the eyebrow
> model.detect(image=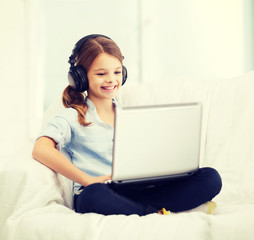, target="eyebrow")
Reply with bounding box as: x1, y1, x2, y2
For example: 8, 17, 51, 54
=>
93, 66, 122, 71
